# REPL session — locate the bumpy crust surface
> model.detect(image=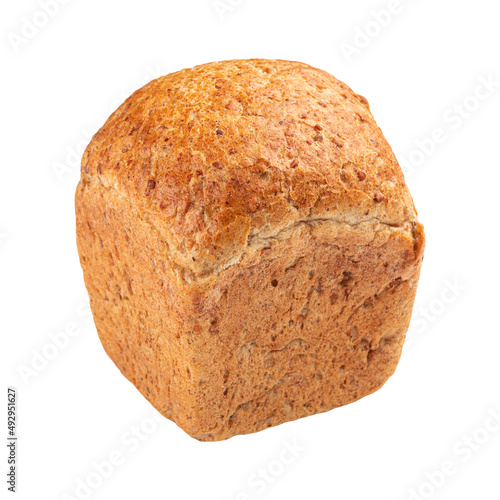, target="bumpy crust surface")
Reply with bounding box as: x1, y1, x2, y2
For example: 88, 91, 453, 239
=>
76, 59, 425, 440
